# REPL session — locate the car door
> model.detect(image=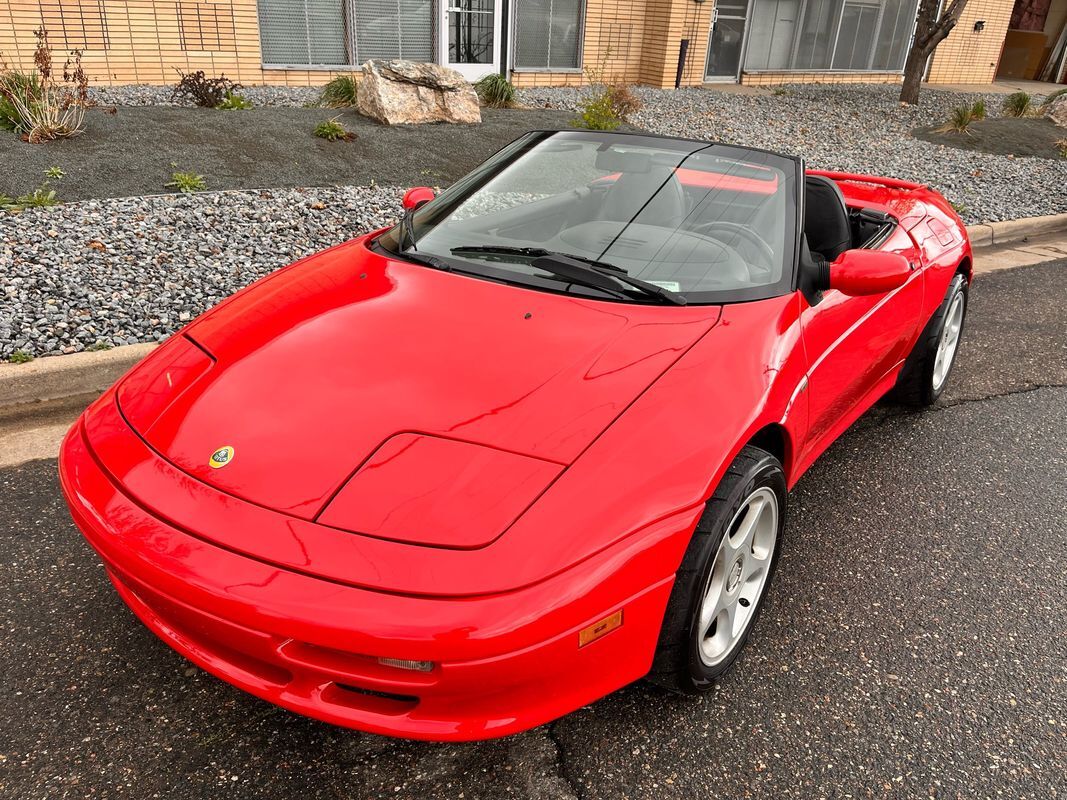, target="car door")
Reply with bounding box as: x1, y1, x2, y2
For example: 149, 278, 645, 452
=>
797, 225, 924, 467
